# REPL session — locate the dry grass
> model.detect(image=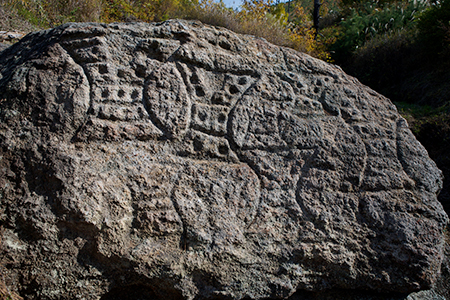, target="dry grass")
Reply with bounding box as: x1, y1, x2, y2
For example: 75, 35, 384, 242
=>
42, 0, 103, 26
0, 4, 41, 32
0, 0, 102, 27
185, 3, 292, 48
